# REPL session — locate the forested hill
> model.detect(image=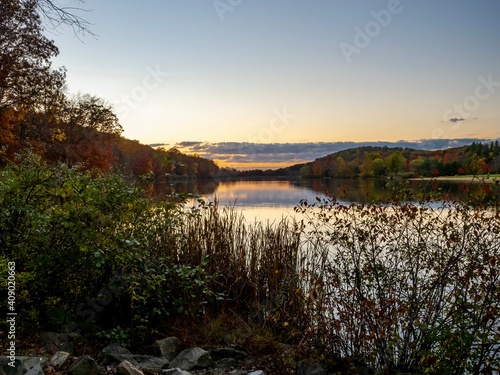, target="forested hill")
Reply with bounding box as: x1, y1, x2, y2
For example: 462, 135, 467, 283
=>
239, 142, 500, 178
116, 139, 220, 179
